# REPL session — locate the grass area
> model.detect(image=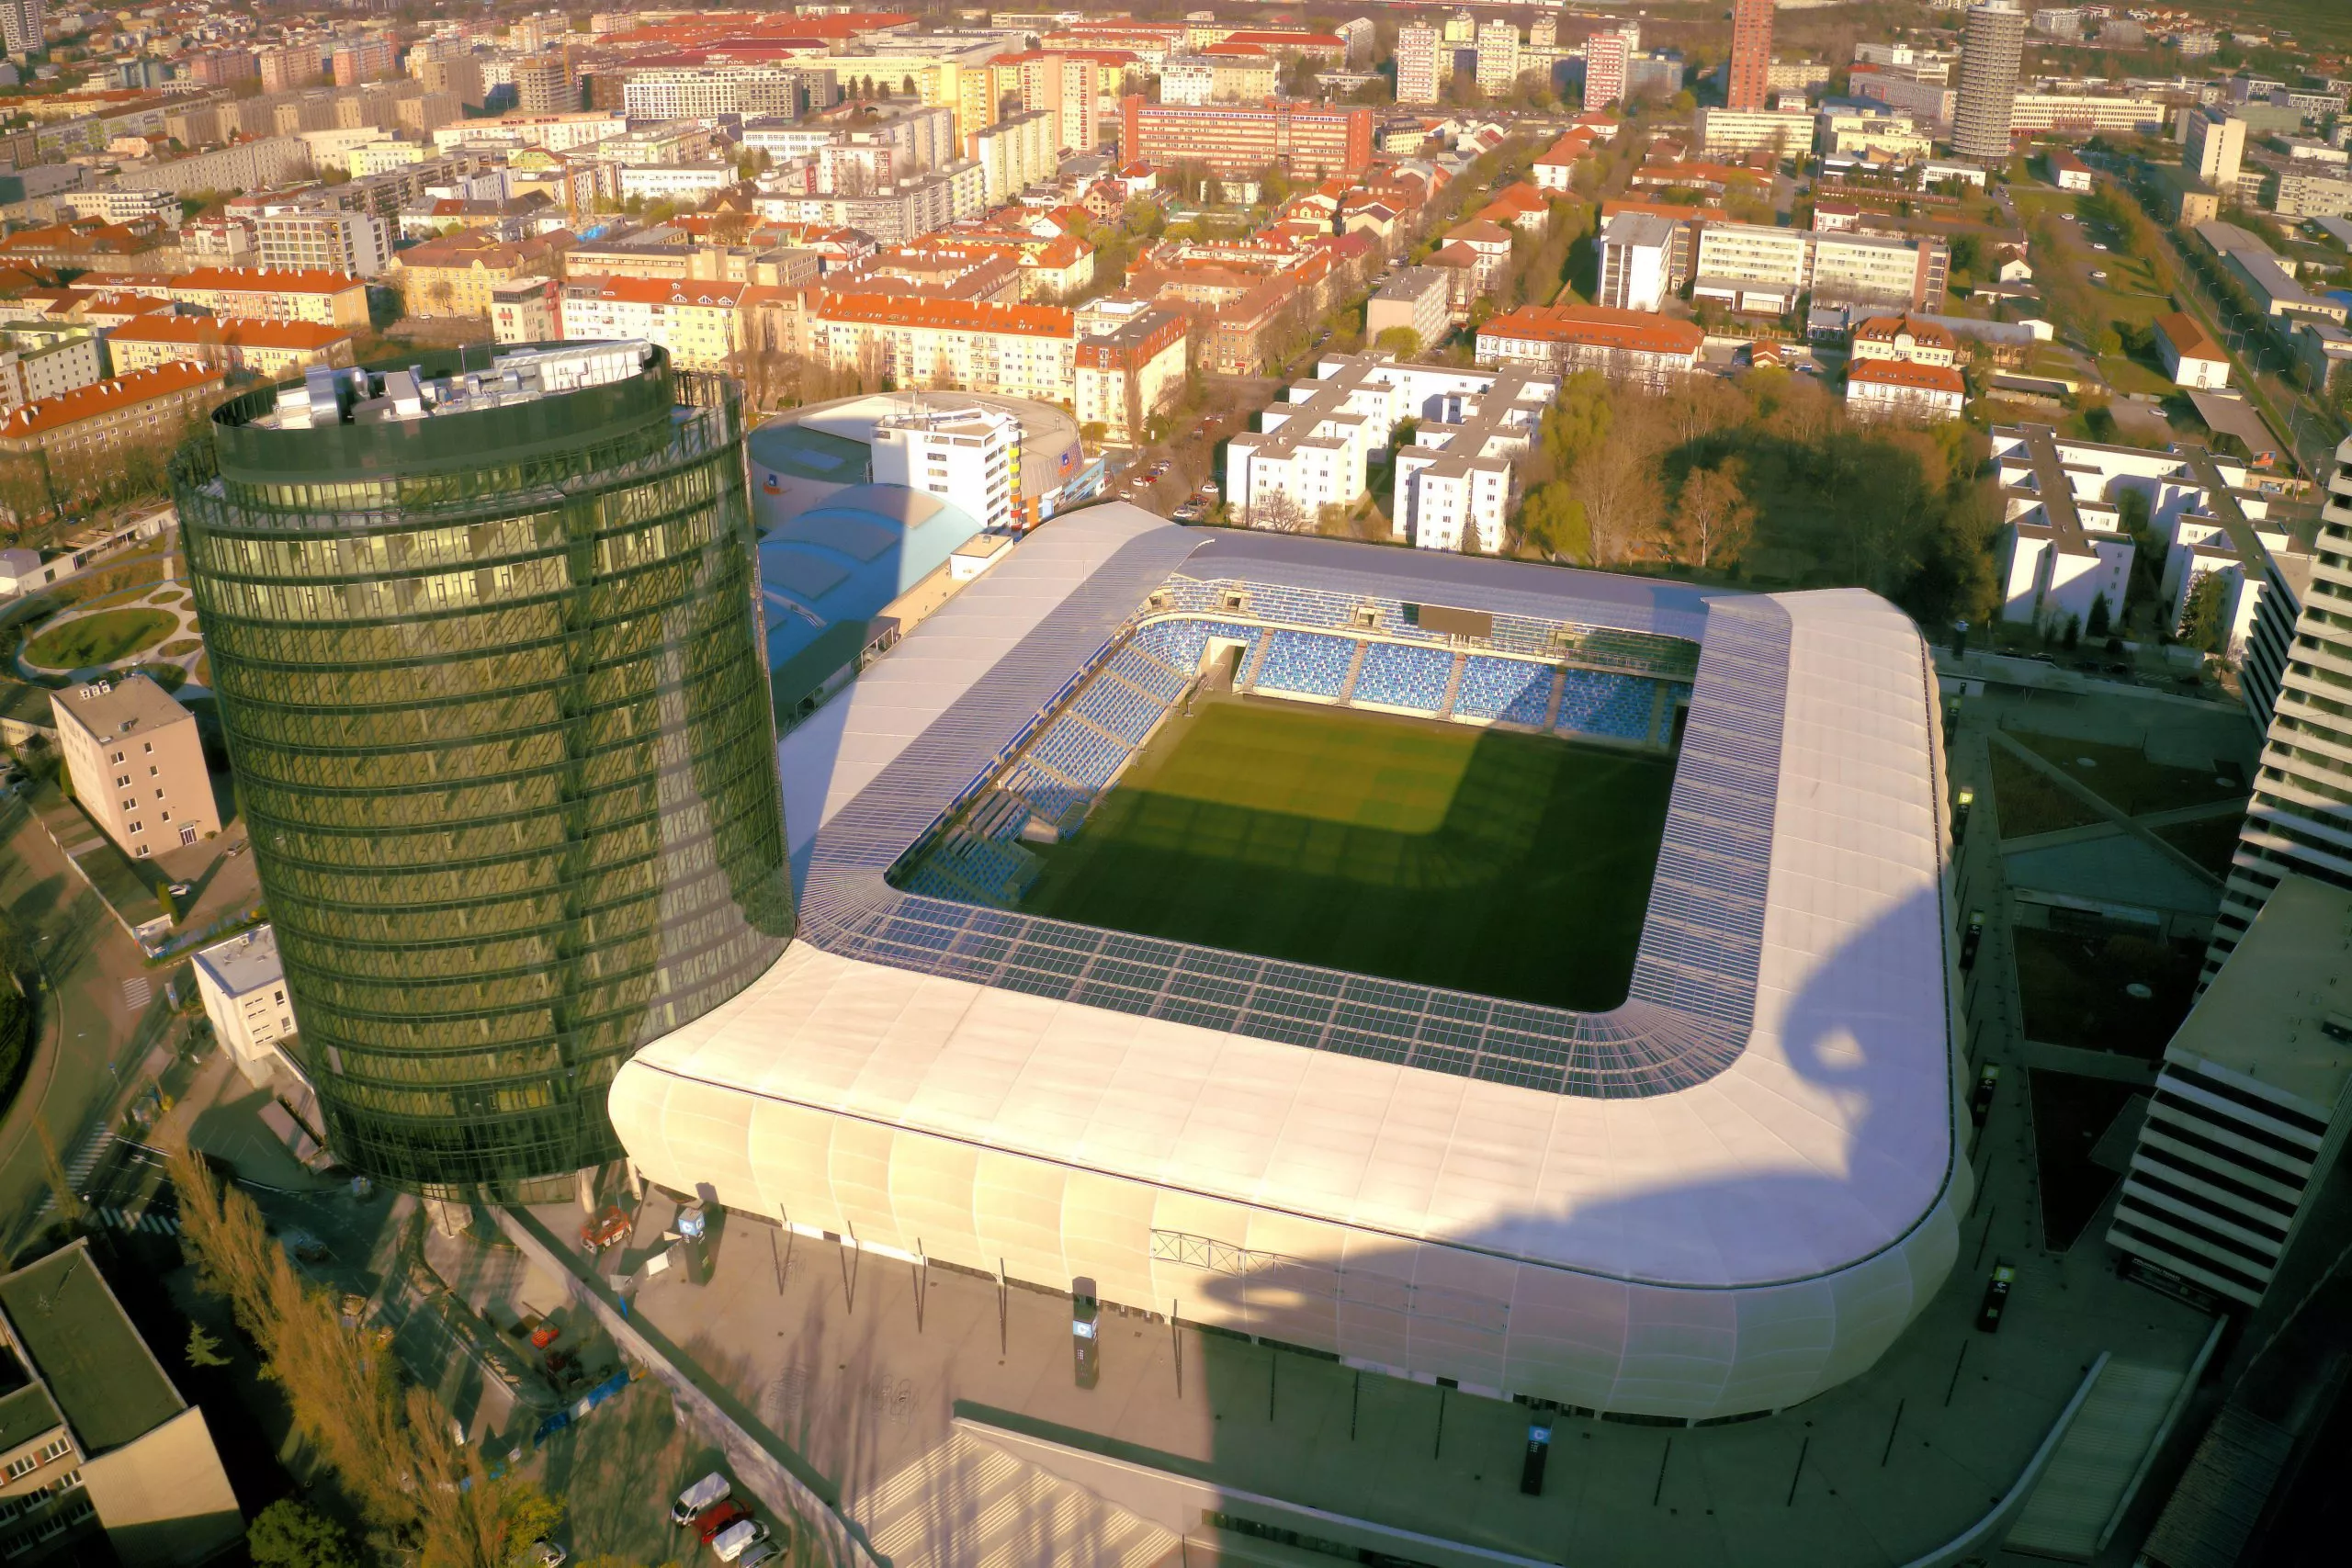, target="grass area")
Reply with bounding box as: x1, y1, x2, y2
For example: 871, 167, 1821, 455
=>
2014, 734, 2245, 818
1987, 744, 2106, 838
1017, 698, 1676, 1011
146, 589, 184, 604
2097, 354, 2177, 398
2012, 926, 2202, 1059
2028, 1069, 2138, 1252
21, 607, 176, 670
2156, 811, 2245, 876
157, 637, 201, 657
